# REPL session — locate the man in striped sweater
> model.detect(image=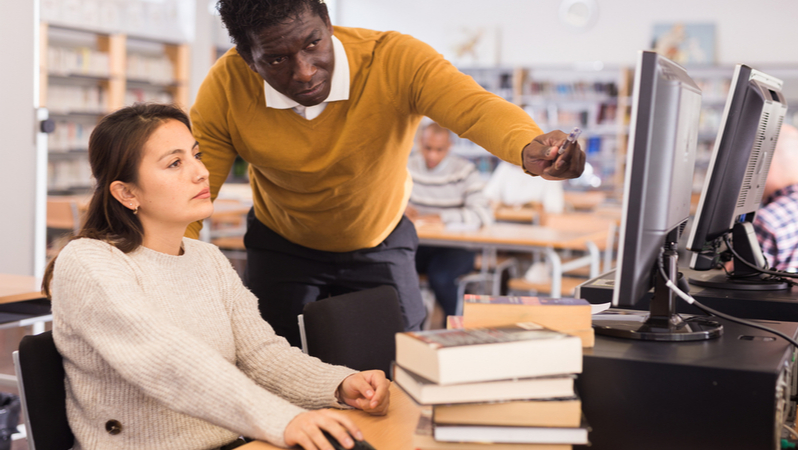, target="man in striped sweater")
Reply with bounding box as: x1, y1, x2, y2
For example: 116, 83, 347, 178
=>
407, 122, 493, 322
